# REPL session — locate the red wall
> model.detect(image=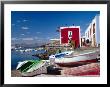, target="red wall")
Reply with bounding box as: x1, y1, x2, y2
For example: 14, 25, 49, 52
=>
61, 28, 80, 48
